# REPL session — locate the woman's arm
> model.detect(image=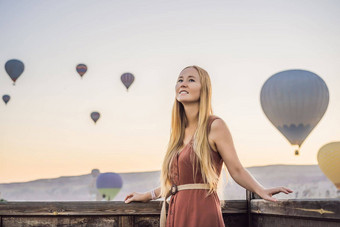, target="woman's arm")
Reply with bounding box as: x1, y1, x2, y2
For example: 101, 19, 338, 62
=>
210, 118, 293, 201
124, 186, 161, 203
